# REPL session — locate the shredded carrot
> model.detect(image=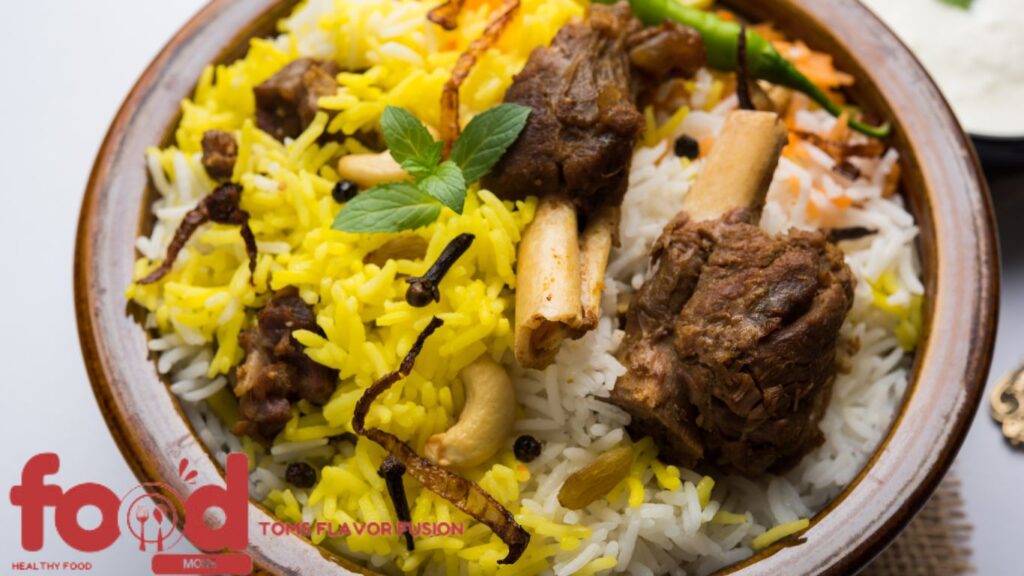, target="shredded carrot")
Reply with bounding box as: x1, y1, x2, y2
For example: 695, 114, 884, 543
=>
753, 23, 854, 91
698, 136, 715, 158
883, 162, 901, 198
715, 9, 736, 21
829, 110, 851, 142
782, 93, 808, 130
832, 194, 853, 210
751, 23, 786, 43
774, 38, 854, 90
787, 175, 802, 197
805, 198, 819, 219
784, 139, 809, 162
